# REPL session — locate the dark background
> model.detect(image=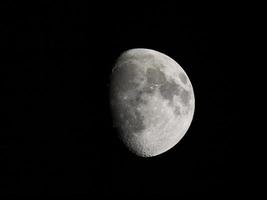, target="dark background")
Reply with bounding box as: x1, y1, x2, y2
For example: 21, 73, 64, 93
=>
1, 2, 249, 194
